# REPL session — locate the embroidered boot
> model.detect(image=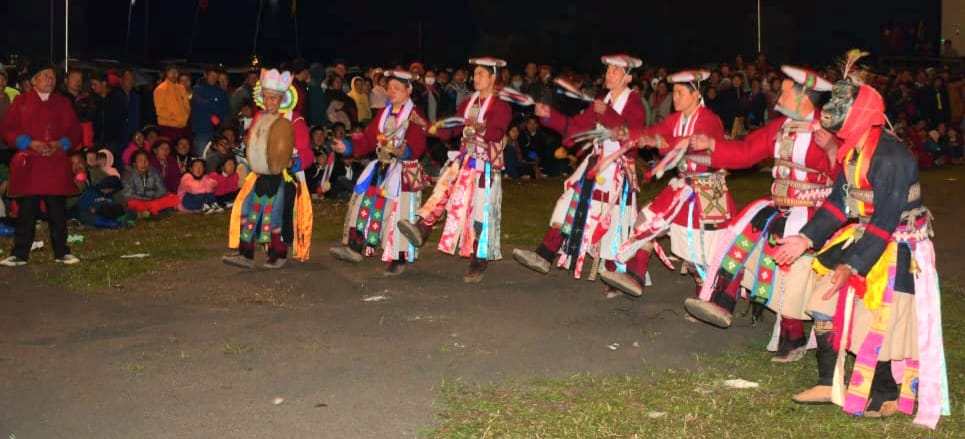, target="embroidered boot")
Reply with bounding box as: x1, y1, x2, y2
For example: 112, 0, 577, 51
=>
397, 216, 432, 248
